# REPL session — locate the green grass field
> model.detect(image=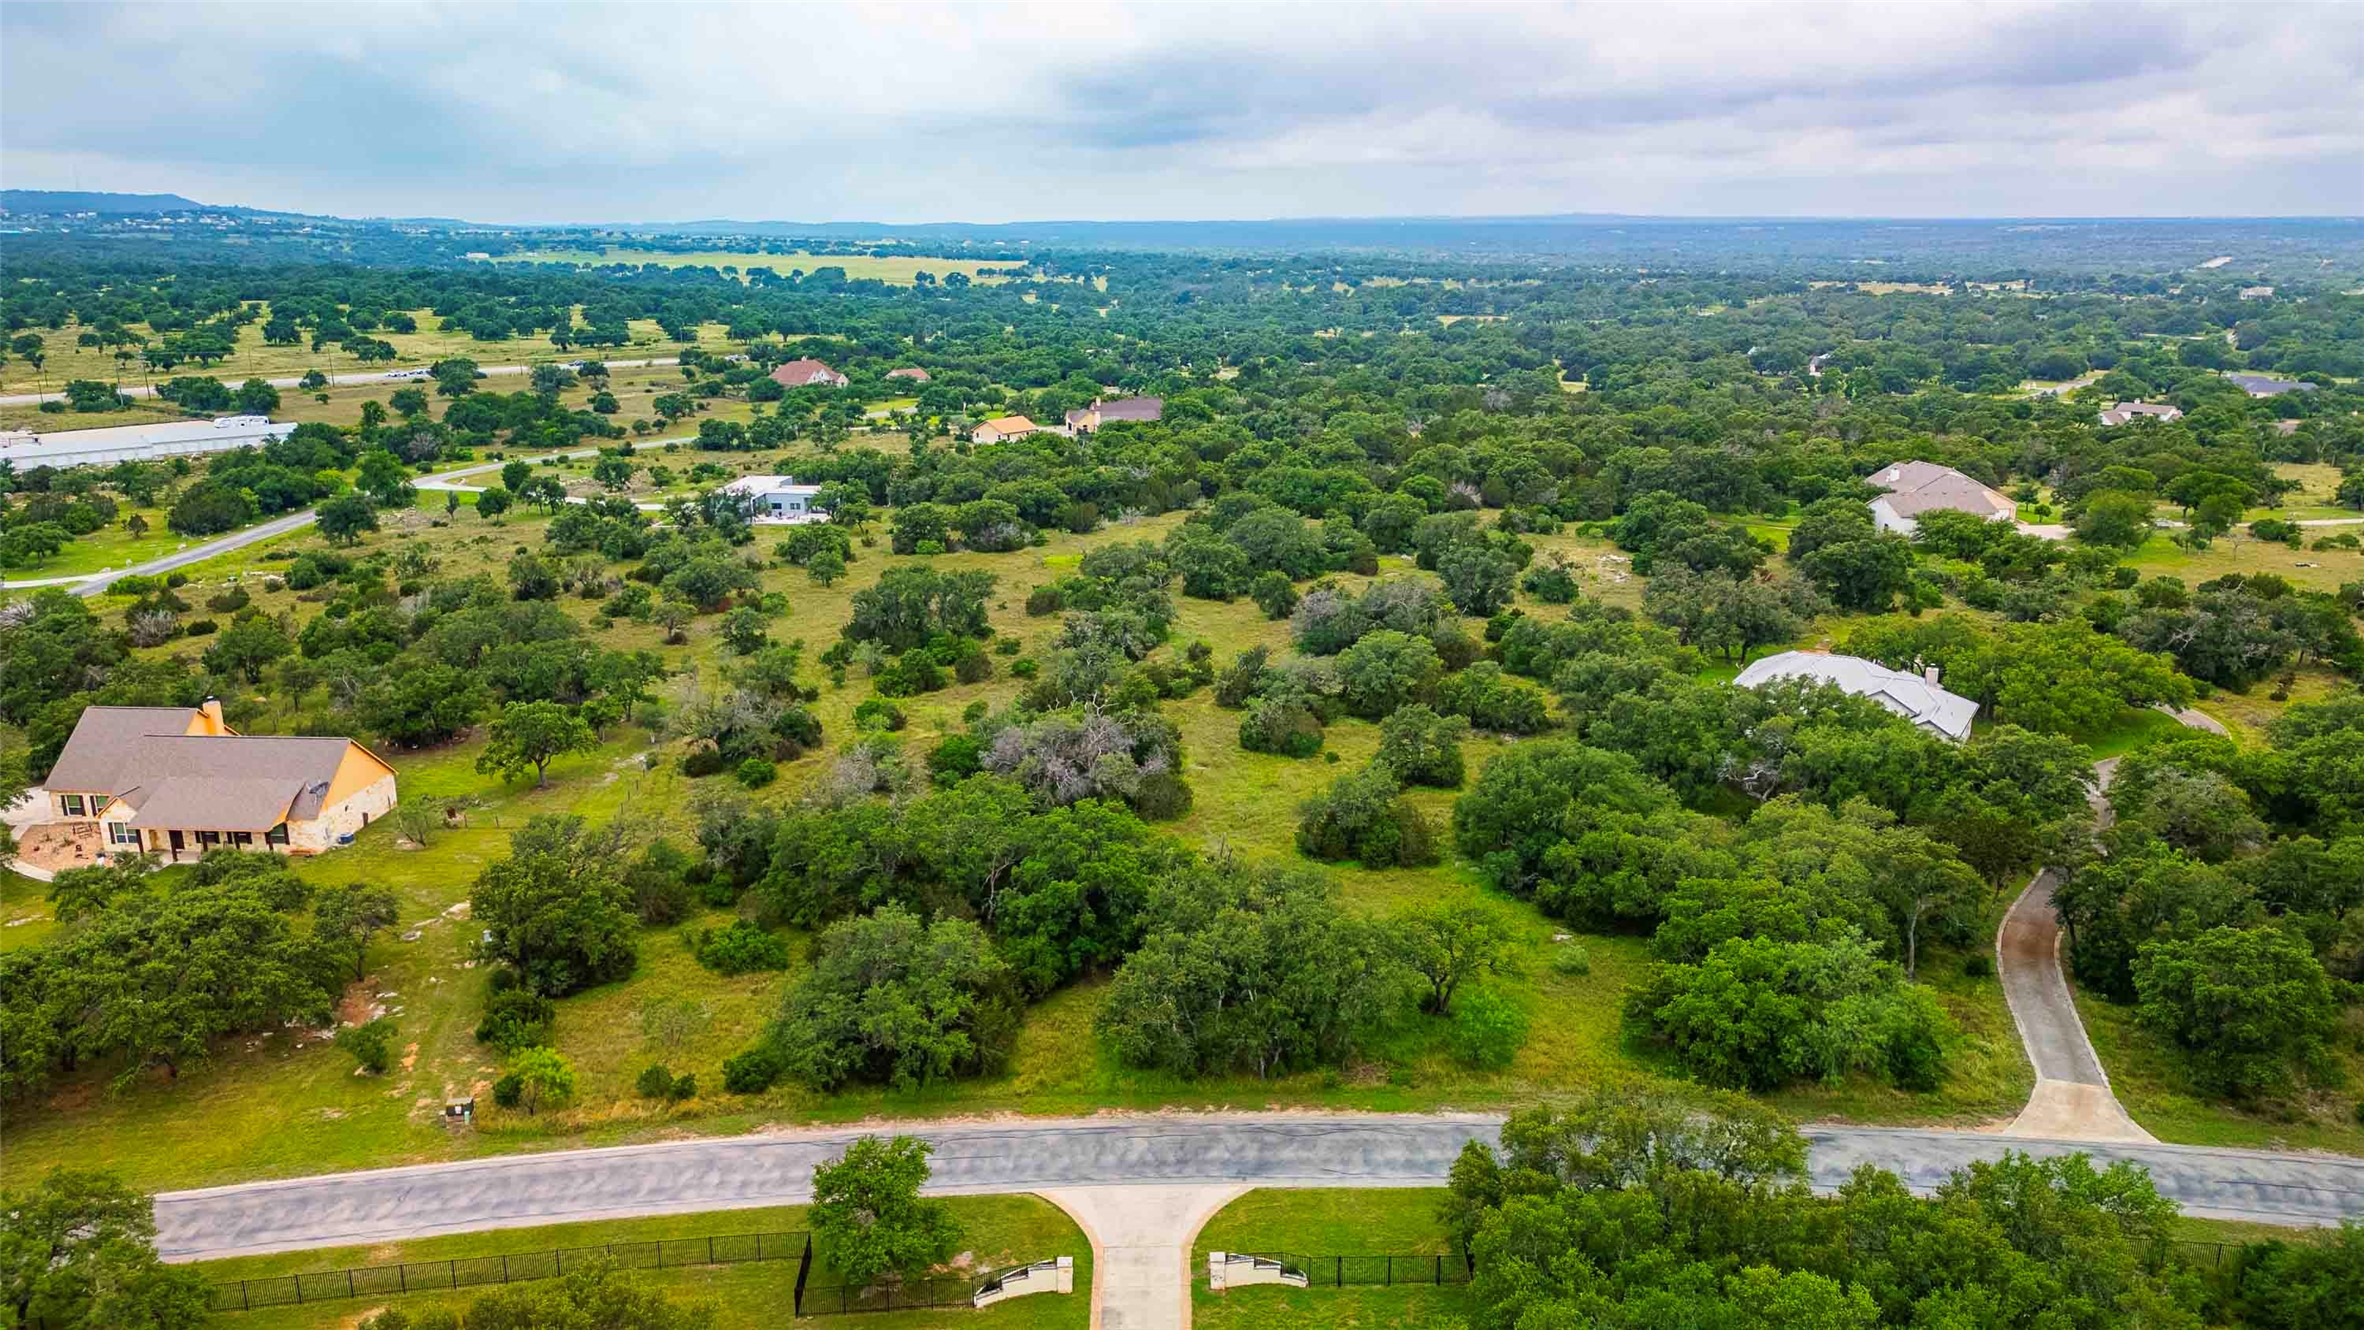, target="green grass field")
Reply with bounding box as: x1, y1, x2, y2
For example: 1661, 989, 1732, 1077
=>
493, 248, 1016, 287
1, 312, 738, 396
0, 438, 2343, 1198
1192, 1189, 1471, 1329
191, 1194, 1088, 1330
